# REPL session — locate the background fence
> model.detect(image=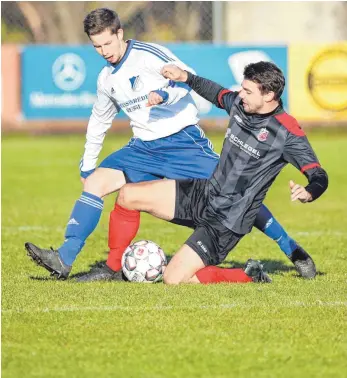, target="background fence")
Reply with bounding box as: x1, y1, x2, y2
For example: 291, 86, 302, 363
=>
1, 1, 214, 44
